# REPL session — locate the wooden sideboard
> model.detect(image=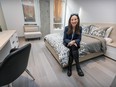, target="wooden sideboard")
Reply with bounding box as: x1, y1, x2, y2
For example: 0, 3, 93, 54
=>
0, 30, 19, 62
